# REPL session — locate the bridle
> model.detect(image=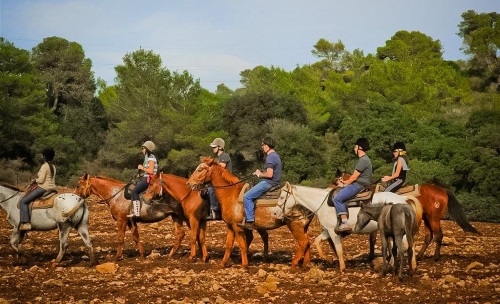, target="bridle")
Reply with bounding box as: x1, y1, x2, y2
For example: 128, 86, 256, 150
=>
193, 162, 255, 190
78, 177, 126, 205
